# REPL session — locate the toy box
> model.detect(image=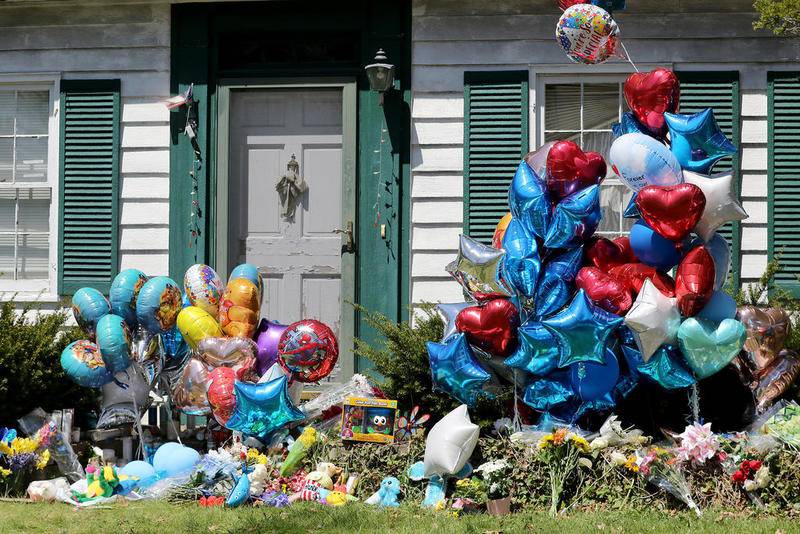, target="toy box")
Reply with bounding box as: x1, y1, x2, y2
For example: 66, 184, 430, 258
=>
340, 396, 398, 443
